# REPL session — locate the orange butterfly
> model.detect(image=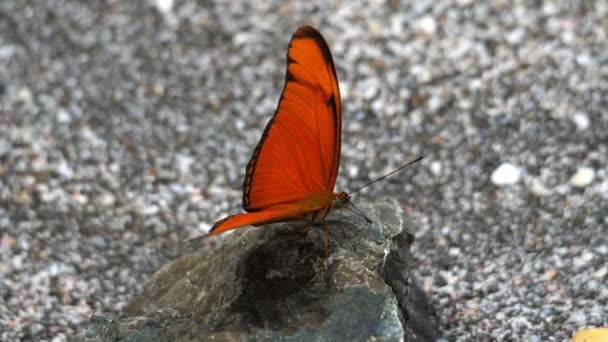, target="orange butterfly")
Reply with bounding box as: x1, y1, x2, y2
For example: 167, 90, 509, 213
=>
207, 26, 421, 244
209, 26, 350, 240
